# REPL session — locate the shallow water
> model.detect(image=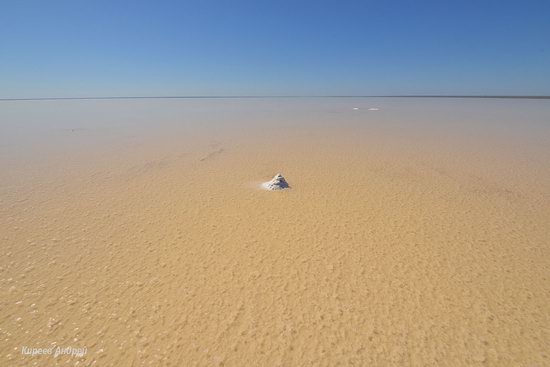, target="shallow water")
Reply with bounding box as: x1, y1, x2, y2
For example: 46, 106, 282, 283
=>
1, 98, 549, 366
